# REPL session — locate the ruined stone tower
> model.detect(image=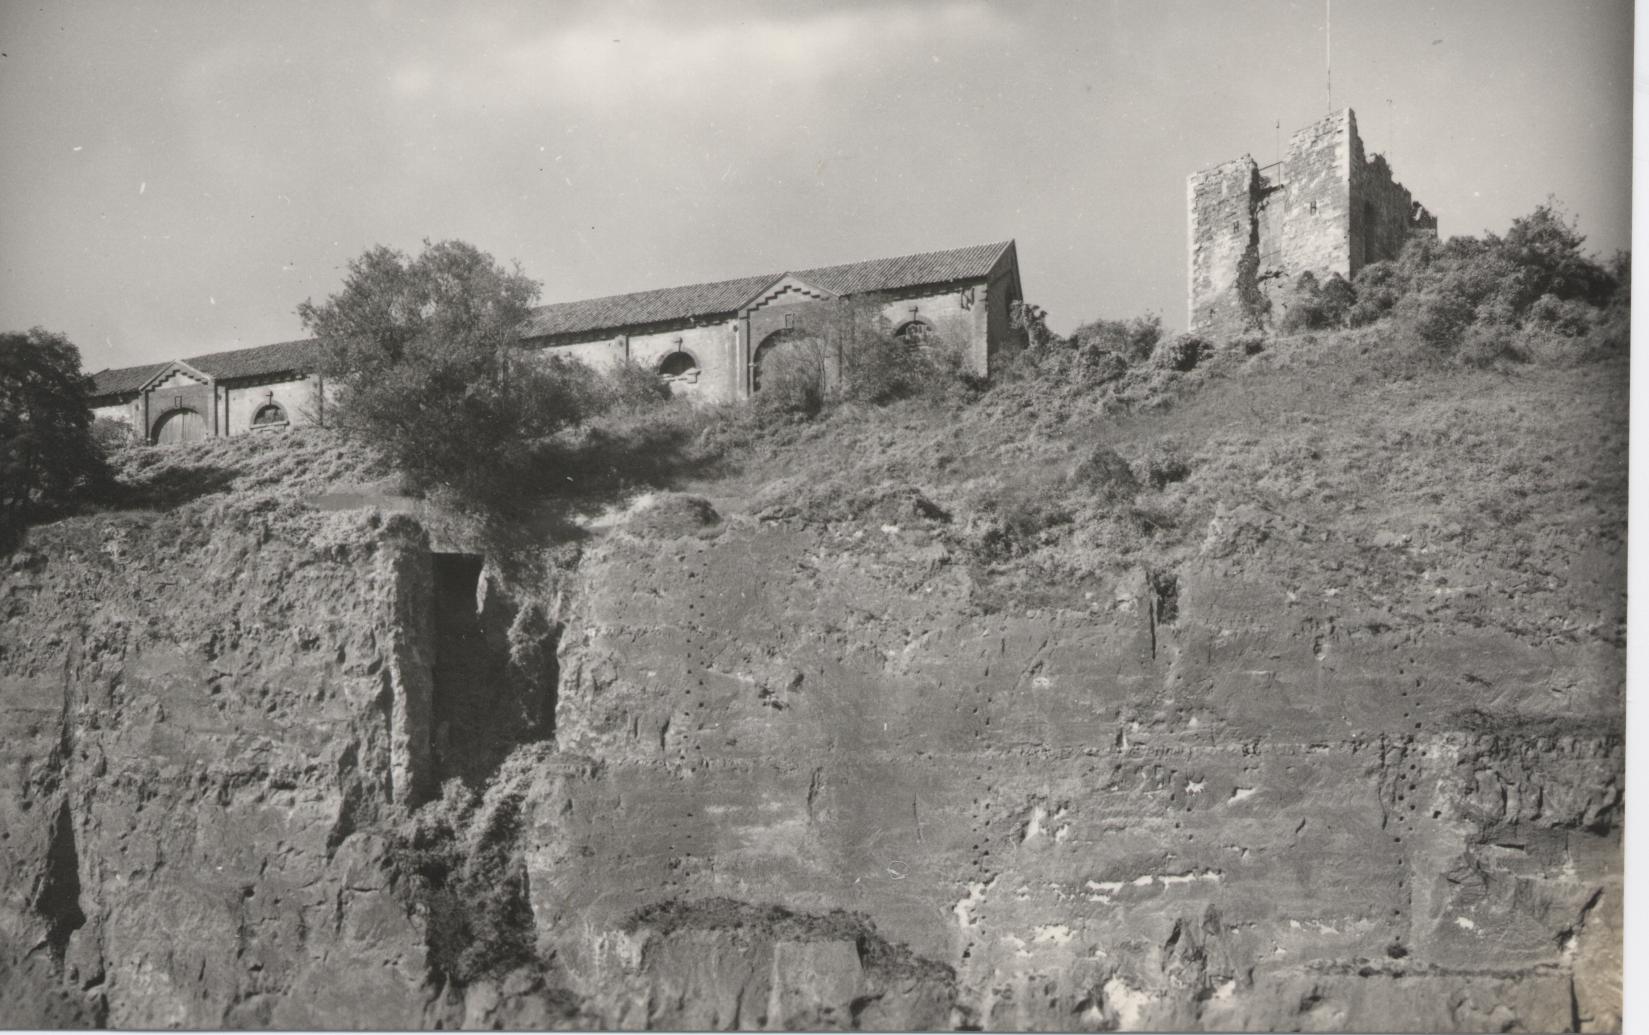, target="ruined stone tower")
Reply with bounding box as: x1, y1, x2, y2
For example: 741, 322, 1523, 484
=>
1187, 108, 1436, 334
